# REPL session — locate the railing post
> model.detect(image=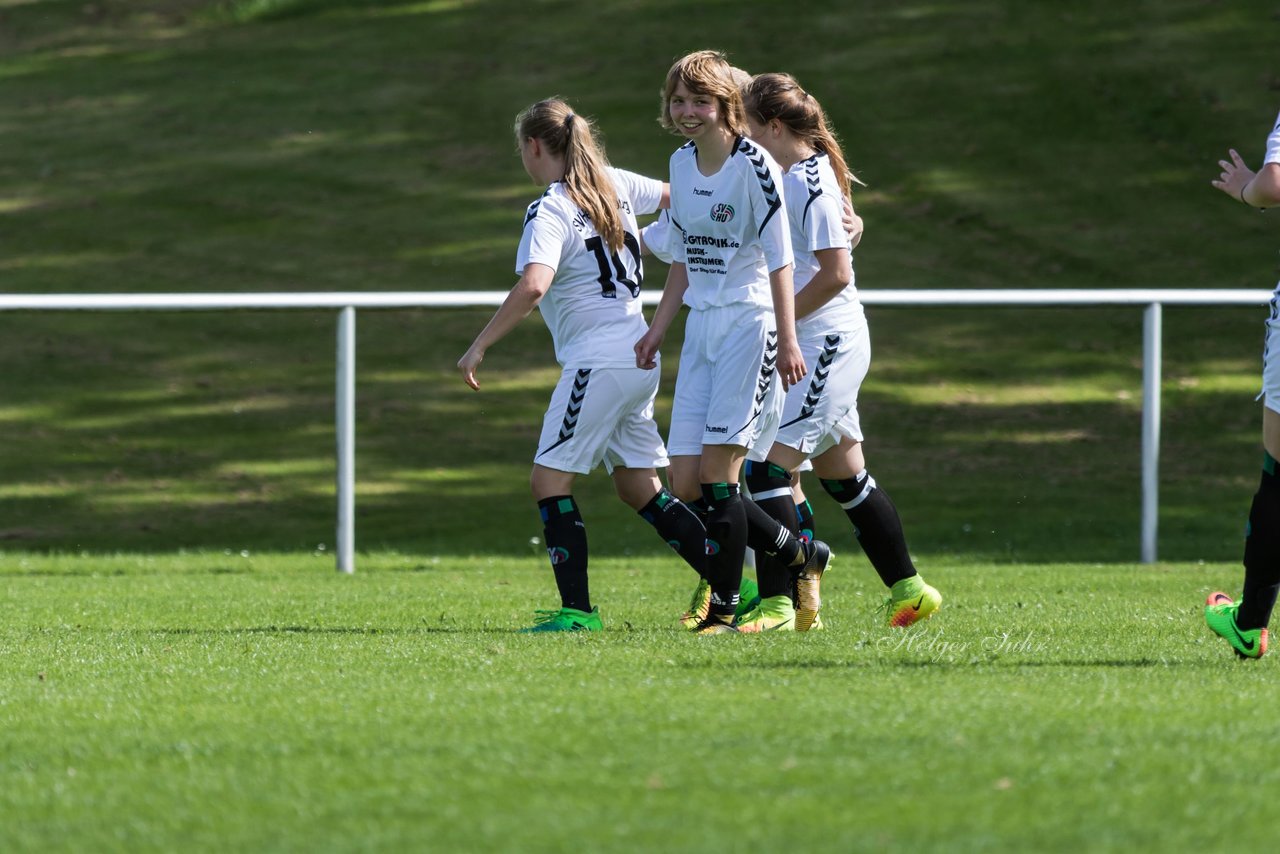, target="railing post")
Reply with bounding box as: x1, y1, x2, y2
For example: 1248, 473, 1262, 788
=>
336, 307, 356, 574
1140, 302, 1162, 564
